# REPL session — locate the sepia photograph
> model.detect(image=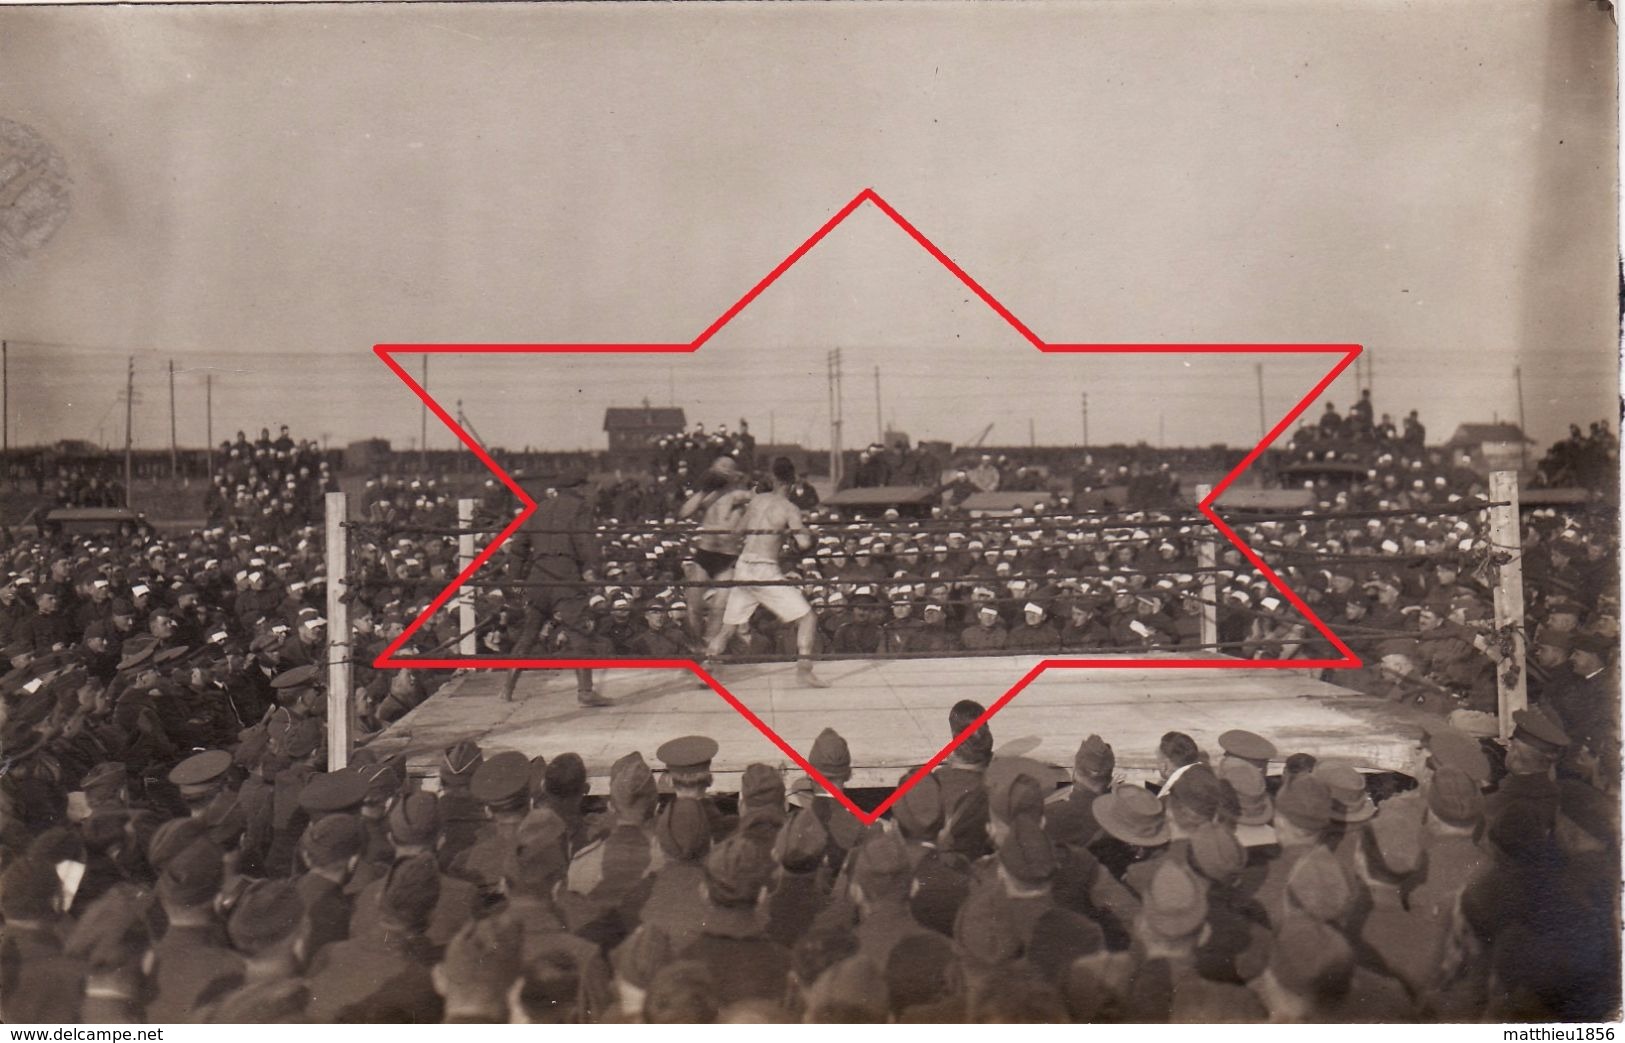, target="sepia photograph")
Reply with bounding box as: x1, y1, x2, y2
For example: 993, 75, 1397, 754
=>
0, 0, 1618, 1027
